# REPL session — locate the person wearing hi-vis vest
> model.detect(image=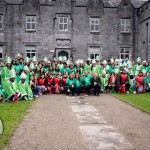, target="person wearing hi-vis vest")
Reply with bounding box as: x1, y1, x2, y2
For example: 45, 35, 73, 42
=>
2, 69, 21, 102
18, 72, 33, 100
